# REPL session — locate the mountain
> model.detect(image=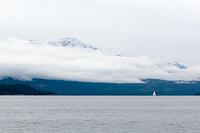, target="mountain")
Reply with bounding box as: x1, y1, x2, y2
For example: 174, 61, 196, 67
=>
0, 78, 200, 95
28, 37, 98, 50
0, 84, 55, 95
170, 62, 187, 69
48, 38, 98, 50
